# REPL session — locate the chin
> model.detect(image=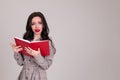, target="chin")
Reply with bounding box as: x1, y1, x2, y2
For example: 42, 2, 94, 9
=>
34, 32, 41, 35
